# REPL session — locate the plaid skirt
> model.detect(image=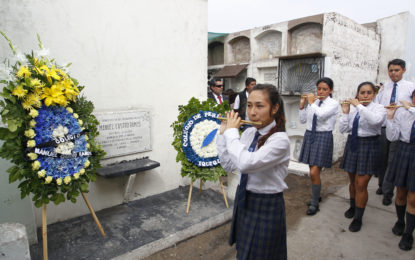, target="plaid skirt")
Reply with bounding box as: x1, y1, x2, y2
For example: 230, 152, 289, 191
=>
340, 135, 381, 176
229, 190, 287, 260
386, 141, 415, 191
299, 130, 333, 168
